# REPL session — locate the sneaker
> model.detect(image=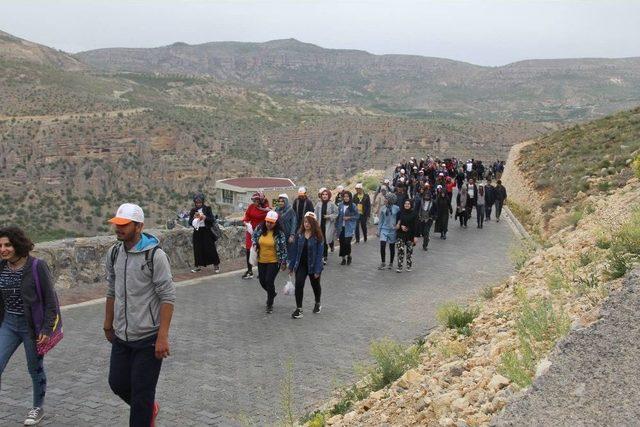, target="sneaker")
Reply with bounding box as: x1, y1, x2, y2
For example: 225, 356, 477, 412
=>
241, 271, 253, 279
150, 402, 160, 427
406, 267, 412, 272
377, 263, 386, 270
323, 258, 327, 265
292, 308, 303, 319
214, 265, 220, 273
24, 408, 44, 426
340, 258, 346, 265
266, 305, 273, 314
387, 264, 393, 270
190, 267, 201, 273
347, 256, 352, 265
313, 303, 322, 314
396, 267, 402, 273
